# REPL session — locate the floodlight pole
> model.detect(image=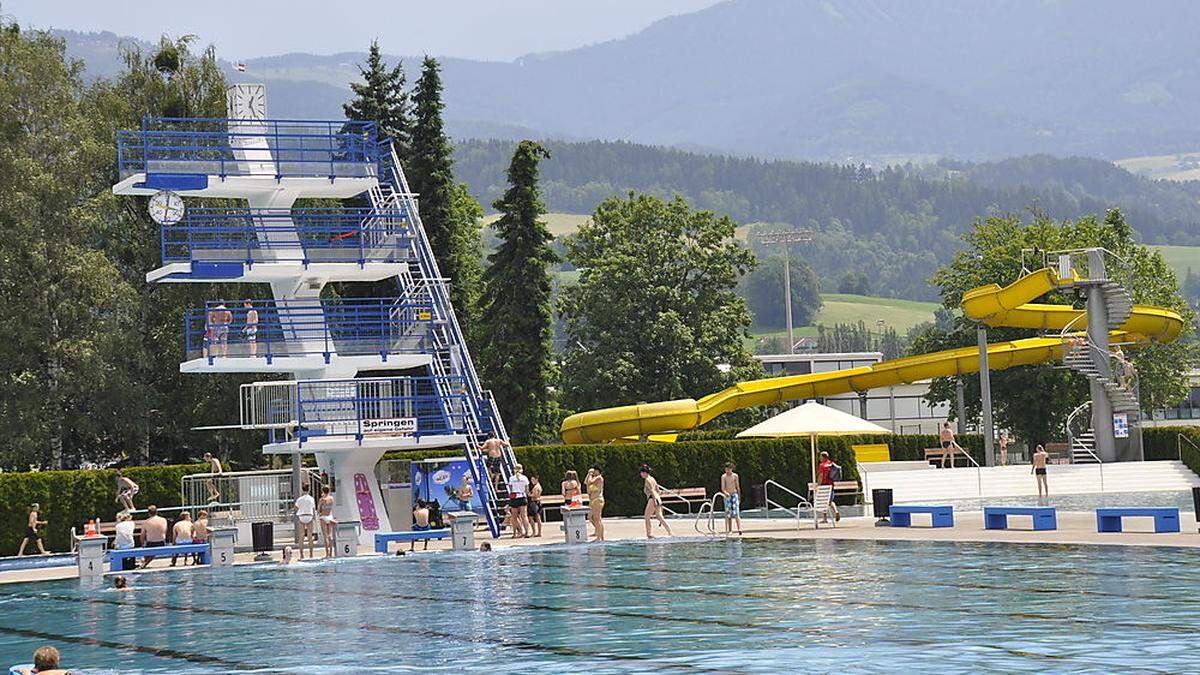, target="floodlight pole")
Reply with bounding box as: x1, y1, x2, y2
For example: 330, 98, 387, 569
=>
757, 228, 813, 353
